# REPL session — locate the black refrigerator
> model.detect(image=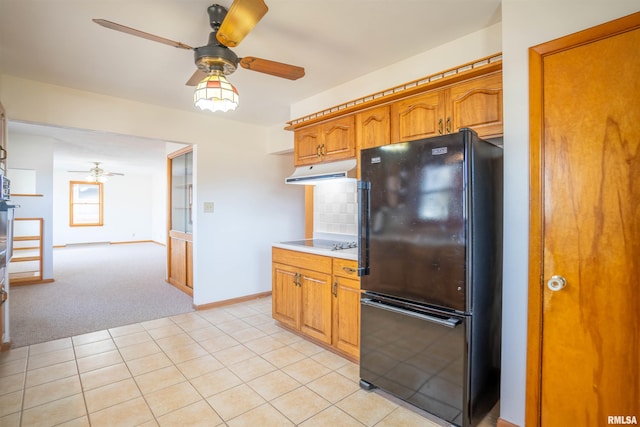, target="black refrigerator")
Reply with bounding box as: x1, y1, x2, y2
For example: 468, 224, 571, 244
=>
358, 129, 502, 427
